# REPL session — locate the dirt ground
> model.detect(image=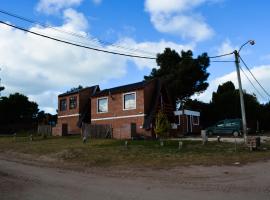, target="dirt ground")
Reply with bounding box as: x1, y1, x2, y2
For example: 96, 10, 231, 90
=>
0, 153, 270, 200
